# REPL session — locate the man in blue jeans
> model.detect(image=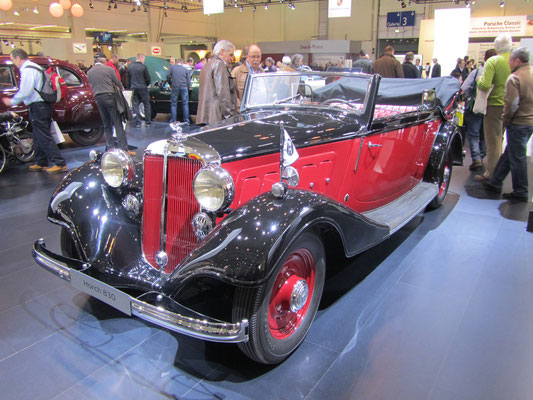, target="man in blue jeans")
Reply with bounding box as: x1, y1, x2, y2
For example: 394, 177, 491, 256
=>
167, 58, 191, 125
481, 47, 533, 202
